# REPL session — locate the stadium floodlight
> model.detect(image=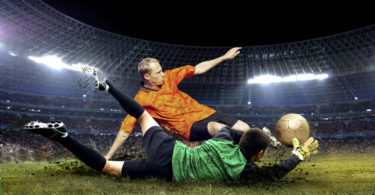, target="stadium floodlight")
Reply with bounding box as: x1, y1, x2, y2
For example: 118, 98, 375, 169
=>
28, 55, 94, 73
247, 73, 329, 84
28, 55, 65, 70
297, 74, 316, 81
